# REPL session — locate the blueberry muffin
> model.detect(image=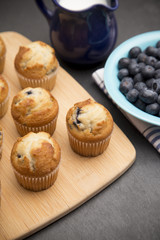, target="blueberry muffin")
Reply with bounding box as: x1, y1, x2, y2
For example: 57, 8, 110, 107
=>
0, 126, 3, 160
11, 87, 59, 136
0, 75, 9, 118
14, 41, 59, 91
10, 132, 61, 191
66, 99, 114, 157
0, 36, 6, 74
